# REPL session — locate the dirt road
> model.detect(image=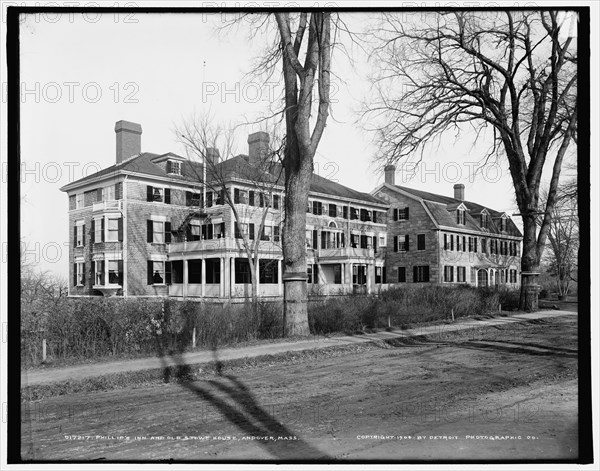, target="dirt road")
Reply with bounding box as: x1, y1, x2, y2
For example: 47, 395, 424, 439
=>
20, 315, 578, 461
